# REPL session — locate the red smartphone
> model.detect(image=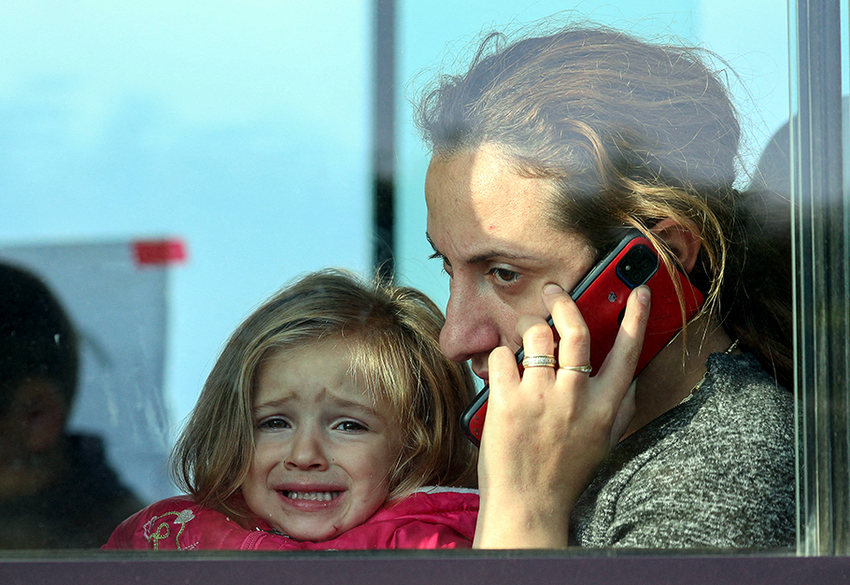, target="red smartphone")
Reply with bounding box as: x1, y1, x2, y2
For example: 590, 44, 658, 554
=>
460, 230, 705, 446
